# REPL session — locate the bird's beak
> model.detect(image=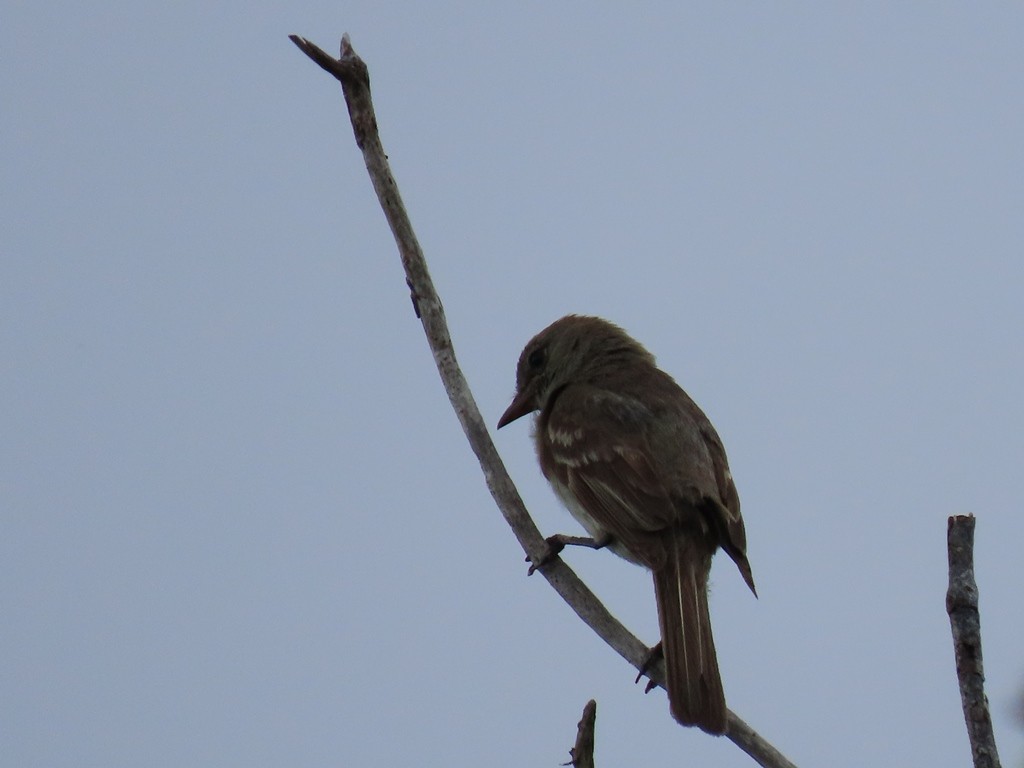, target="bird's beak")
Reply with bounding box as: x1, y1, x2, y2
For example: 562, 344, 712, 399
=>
497, 388, 537, 429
